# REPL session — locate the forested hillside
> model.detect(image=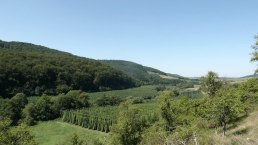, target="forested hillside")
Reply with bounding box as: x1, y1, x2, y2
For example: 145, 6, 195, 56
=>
0, 40, 136, 98
101, 60, 186, 85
